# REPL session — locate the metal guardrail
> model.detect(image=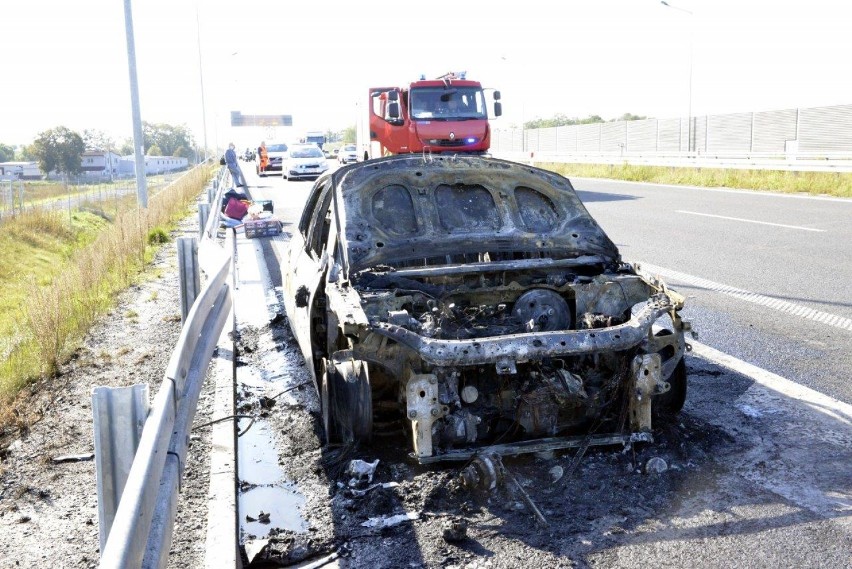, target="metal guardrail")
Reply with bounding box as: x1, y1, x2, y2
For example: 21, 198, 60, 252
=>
95, 167, 235, 568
